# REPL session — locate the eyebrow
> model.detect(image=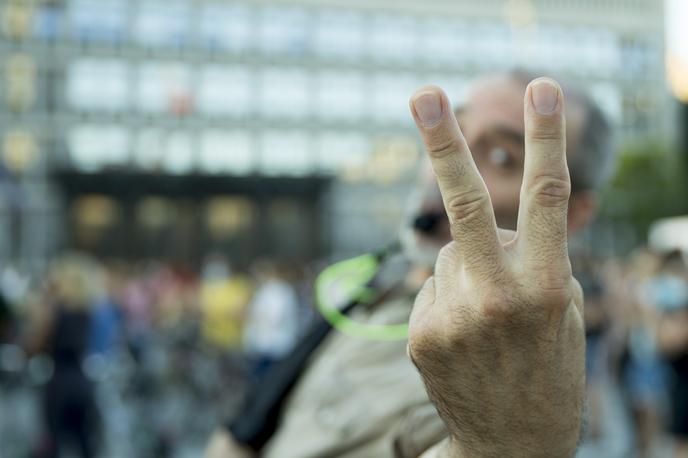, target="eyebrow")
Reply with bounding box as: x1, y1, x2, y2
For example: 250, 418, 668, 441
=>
488, 126, 525, 147
454, 105, 525, 148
